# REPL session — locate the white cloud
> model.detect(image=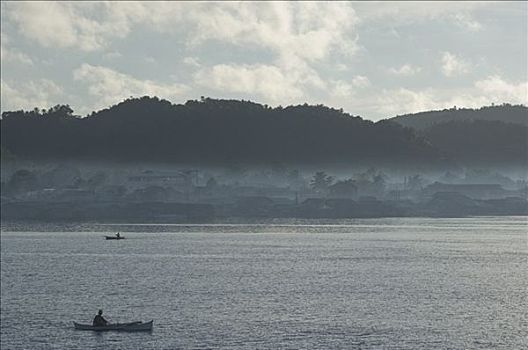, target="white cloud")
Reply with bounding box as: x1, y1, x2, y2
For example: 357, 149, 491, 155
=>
5, 1, 485, 55
328, 76, 371, 99
372, 75, 527, 117
0, 33, 33, 65
376, 88, 438, 116
331, 80, 354, 98
159, 2, 360, 67
388, 64, 422, 76
0, 46, 34, 66
194, 63, 304, 102
473, 75, 528, 104
4, 2, 360, 61
450, 13, 482, 32
5, 2, 145, 51
351, 75, 371, 88
324, 75, 372, 100
443, 77, 528, 111
1, 79, 63, 111
182, 57, 201, 68
353, 2, 487, 31
193, 35, 341, 103
441, 52, 470, 77
8, 2, 79, 49
73, 64, 189, 110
